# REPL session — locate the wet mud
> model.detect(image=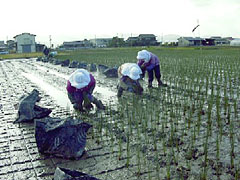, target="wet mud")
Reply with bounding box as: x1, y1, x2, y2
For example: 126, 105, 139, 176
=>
0, 58, 239, 180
